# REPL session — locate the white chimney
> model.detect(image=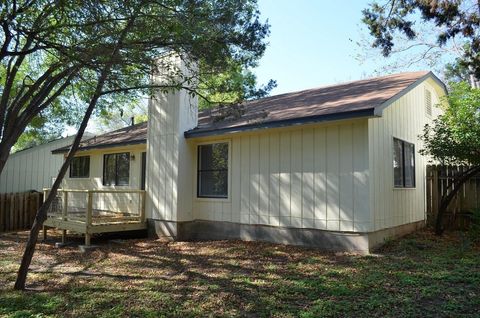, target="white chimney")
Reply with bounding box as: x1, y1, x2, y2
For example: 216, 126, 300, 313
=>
145, 53, 198, 239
